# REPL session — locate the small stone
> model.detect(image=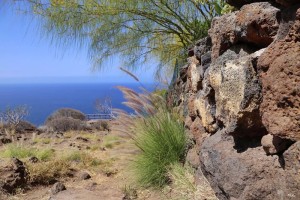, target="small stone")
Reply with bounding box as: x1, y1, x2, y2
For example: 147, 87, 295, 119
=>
261, 134, 294, 155
28, 156, 39, 163
79, 172, 91, 180
76, 136, 89, 142
51, 182, 66, 195
85, 182, 97, 191
0, 137, 12, 144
